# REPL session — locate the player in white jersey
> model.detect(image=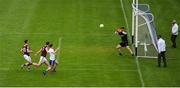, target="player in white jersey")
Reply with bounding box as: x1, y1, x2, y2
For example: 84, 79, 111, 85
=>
48, 44, 59, 72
